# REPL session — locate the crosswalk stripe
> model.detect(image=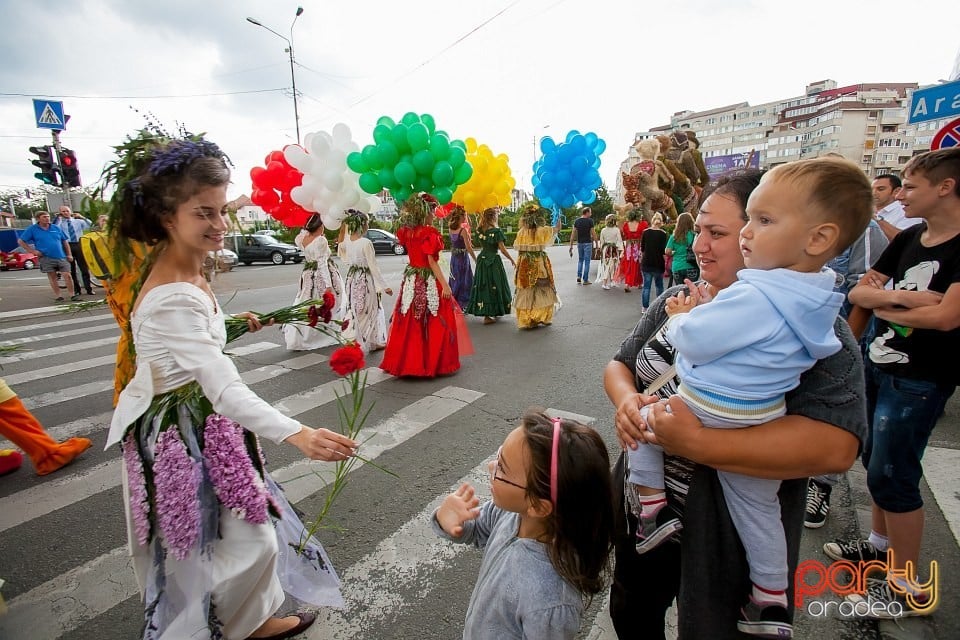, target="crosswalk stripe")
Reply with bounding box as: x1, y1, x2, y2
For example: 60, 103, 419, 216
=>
0, 366, 393, 533
0, 385, 480, 640
0, 410, 112, 452
22, 380, 114, 410
0, 321, 118, 347
0, 313, 113, 336
924, 446, 960, 548
240, 352, 327, 386
1, 355, 116, 386
0, 336, 119, 364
